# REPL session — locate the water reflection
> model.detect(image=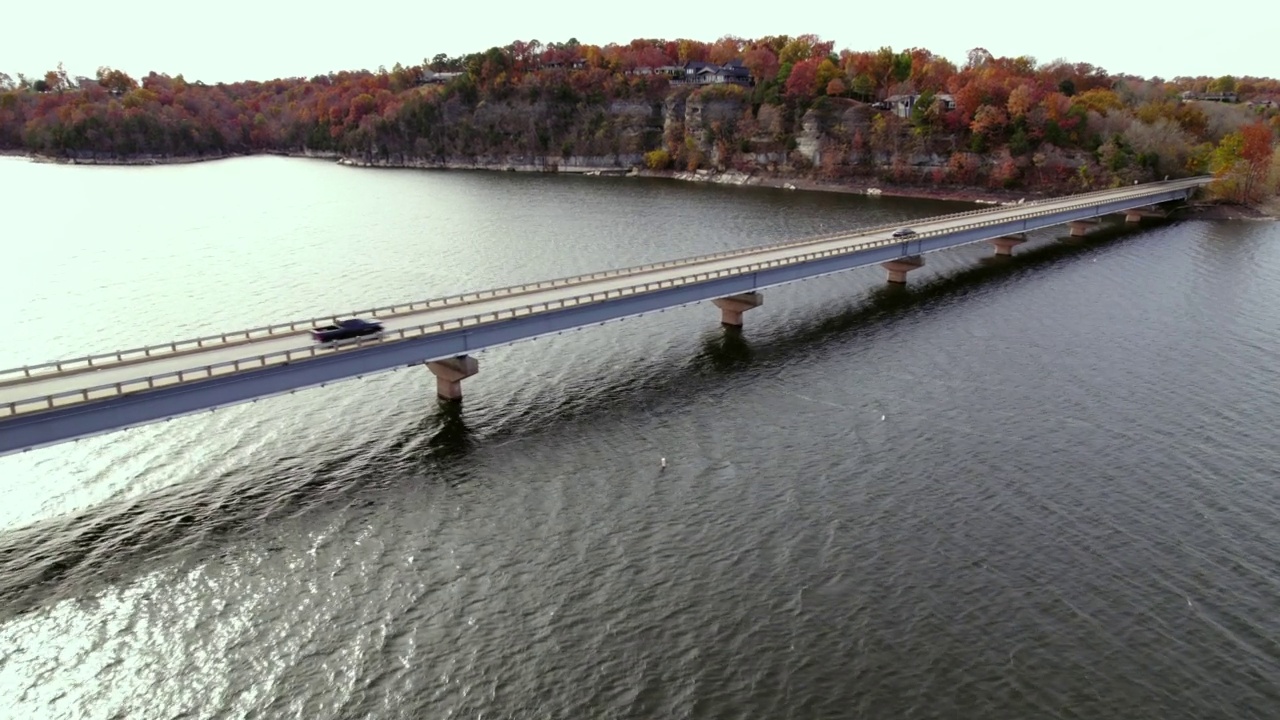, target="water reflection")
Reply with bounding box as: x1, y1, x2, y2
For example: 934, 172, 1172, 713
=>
424, 400, 474, 460
698, 326, 755, 371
